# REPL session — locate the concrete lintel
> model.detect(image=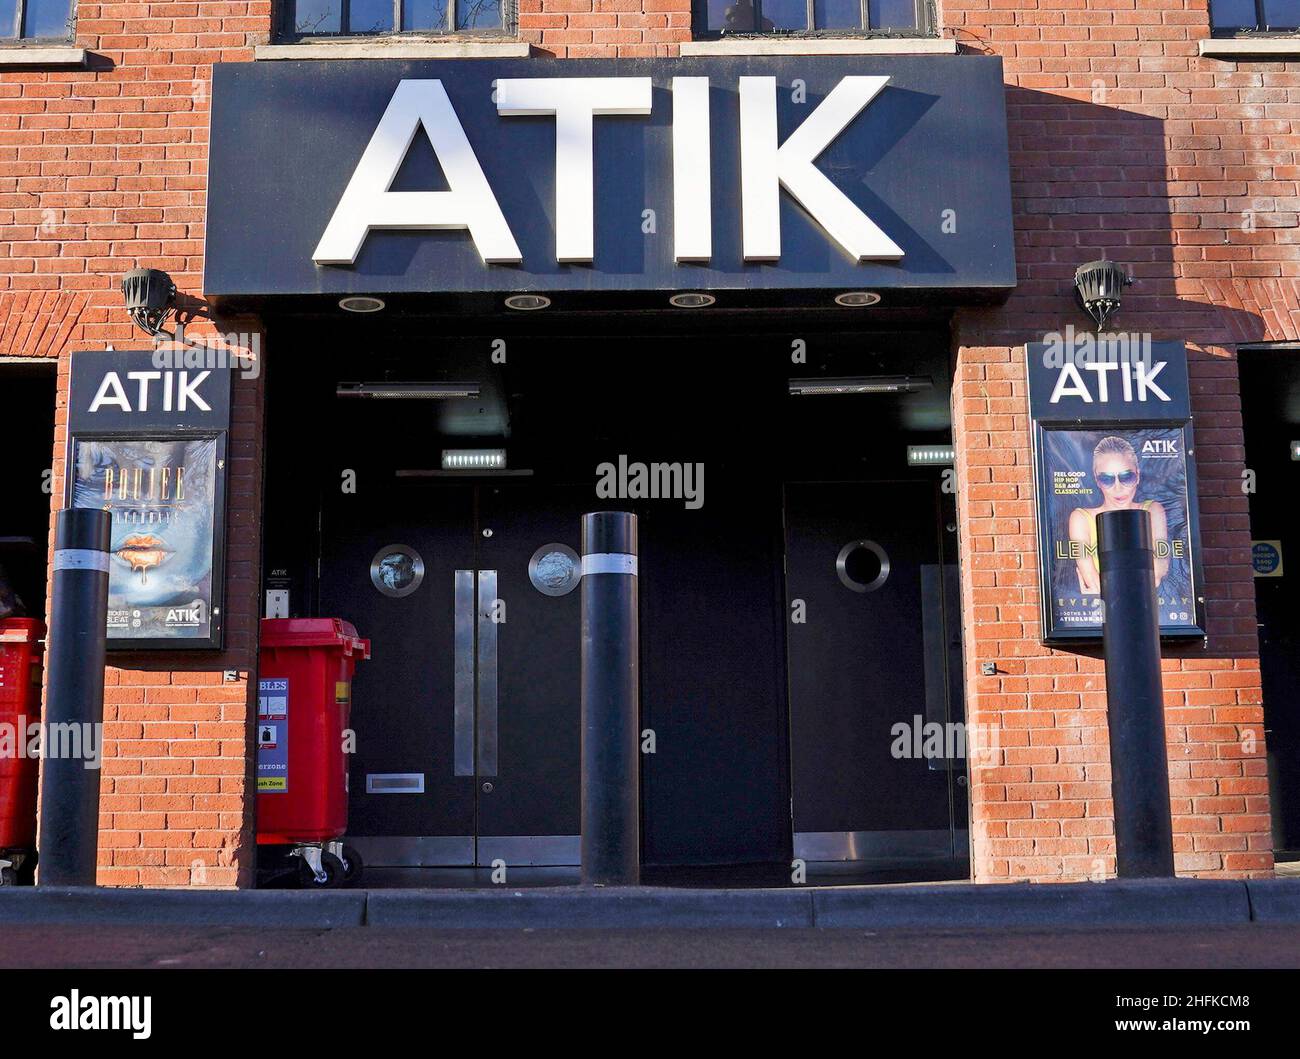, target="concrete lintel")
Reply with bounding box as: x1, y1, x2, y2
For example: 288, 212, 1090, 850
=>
679, 37, 959, 57
1198, 37, 1300, 59
0, 46, 88, 68
254, 39, 532, 61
